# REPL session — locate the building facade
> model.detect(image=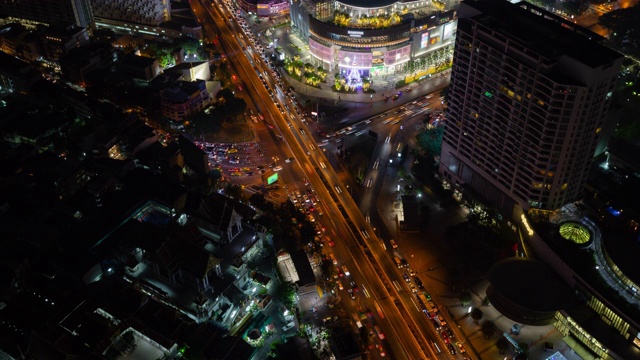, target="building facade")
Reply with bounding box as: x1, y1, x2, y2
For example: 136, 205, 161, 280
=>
161, 80, 211, 121
91, 0, 201, 41
90, 0, 170, 27
290, 0, 457, 77
0, 0, 94, 28
439, 0, 622, 212
236, 0, 290, 17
